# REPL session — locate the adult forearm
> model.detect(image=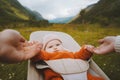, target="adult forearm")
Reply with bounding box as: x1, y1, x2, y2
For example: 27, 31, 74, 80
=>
114, 36, 120, 53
